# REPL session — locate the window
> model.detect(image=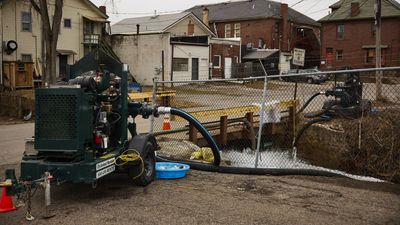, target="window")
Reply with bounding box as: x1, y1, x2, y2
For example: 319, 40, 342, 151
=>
21, 54, 32, 62
366, 49, 374, 64
64, 18, 71, 28
336, 50, 343, 61
84, 20, 94, 34
337, 24, 344, 40
212, 55, 221, 68
225, 24, 231, 38
172, 58, 189, 71
234, 23, 241, 38
326, 48, 333, 54
21, 12, 32, 32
